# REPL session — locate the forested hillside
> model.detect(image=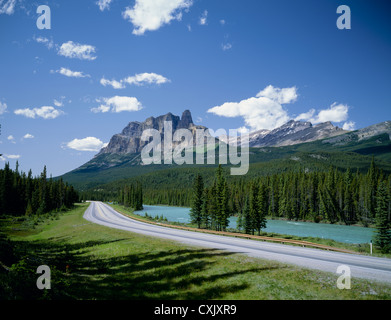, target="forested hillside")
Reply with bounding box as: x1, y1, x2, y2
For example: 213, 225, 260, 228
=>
60, 130, 391, 191
0, 162, 79, 217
